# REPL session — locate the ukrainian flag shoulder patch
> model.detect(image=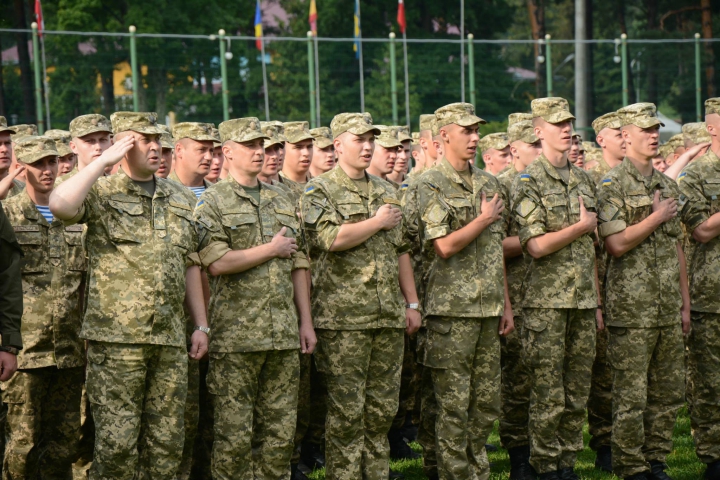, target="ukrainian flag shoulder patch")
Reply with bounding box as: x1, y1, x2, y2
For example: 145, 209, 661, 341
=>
195, 200, 205, 210
520, 174, 531, 182
602, 178, 612, 186
400, 183, 409, 191
678, 172, 687, 181
305, 185, 317, 195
